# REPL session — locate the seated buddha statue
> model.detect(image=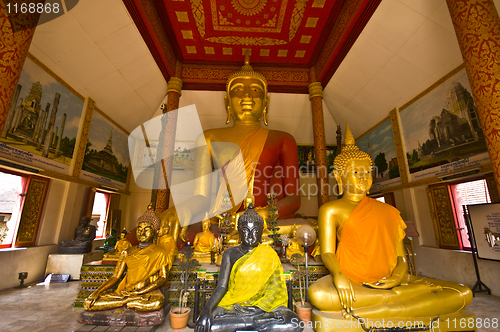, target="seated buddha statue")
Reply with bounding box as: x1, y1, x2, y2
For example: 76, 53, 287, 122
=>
157, 222, 178, 262
308, 124, 472, 320
159, 54, 300, 241
195, 204, 302, 332
84, 207, 172, 312
59, 216, 96, 254
103, 229, 133, 261
192, 218, 217, 263
286, 225, 304, 260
